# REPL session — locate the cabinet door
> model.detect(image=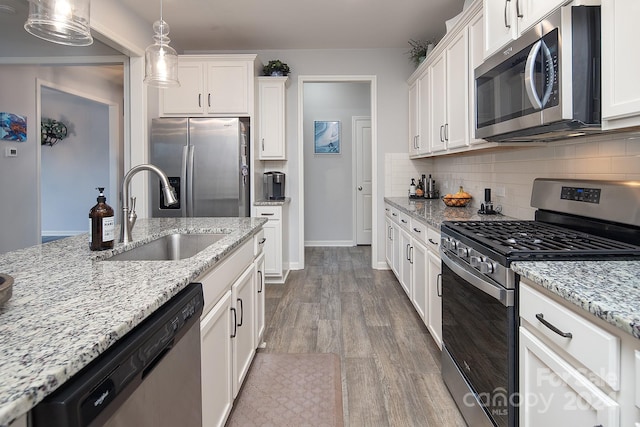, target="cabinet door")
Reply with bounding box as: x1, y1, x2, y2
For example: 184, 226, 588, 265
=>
411, 239, 428, 322
445, 29, 469, 149
258, 77, 287, 159
417, 69, 431, 155
518, 0, 568, 35
468, 10, 485, 145
391, 220, 401, 279
484, 0, 517, 58
602, 0, 640, 130
385, 216, 394, 269
231, 266, 256, 397
260, 216, 282, 277
429, 53, 447, 153
255, 252, 266, 345
408, 80, 420, 157
161, 62, 205, 115
519, 328, 619, 427
427, 249, 442, 349
206, 62, 249, 114
399, 228, 412, 298
201, 290, 233, 427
